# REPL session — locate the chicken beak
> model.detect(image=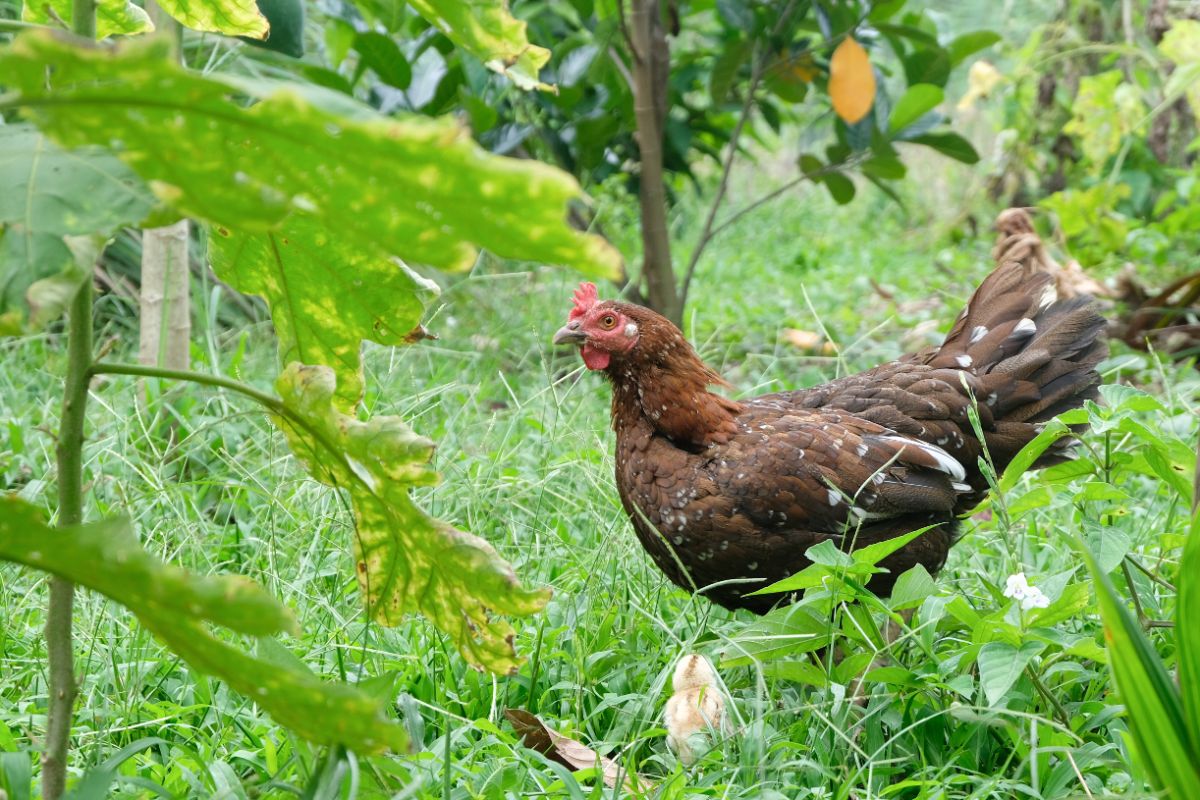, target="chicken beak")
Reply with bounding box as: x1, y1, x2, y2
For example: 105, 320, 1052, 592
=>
553, 324, 587, 346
